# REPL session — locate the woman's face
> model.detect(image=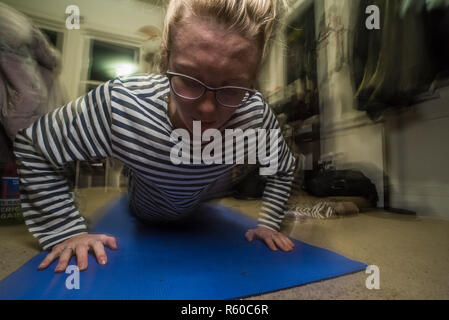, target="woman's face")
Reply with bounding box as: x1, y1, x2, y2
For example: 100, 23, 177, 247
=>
167, 16, 260, 134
